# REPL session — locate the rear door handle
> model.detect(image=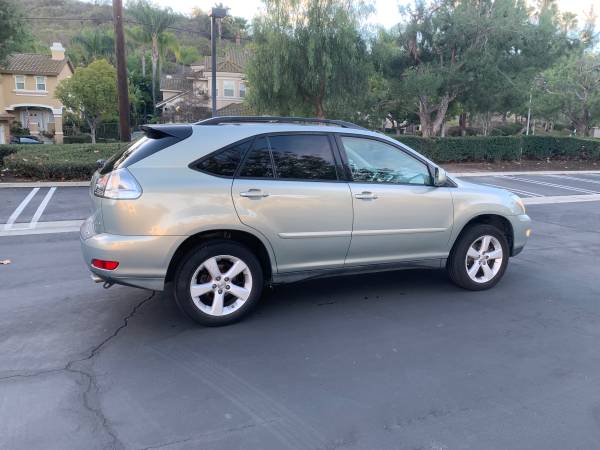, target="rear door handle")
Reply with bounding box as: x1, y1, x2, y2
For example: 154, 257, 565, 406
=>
354, 191, 378, 200
240, 189, 269, 198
